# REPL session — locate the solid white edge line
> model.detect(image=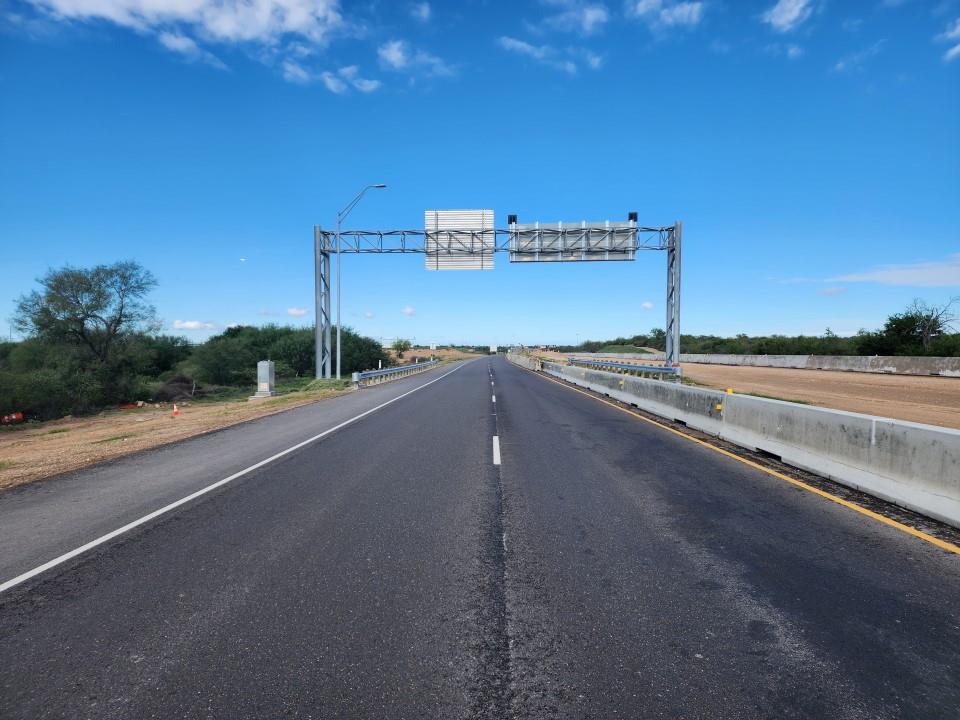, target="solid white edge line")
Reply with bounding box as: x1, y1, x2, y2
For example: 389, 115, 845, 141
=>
492, 436, 501, 465
0, 361, 471, 595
